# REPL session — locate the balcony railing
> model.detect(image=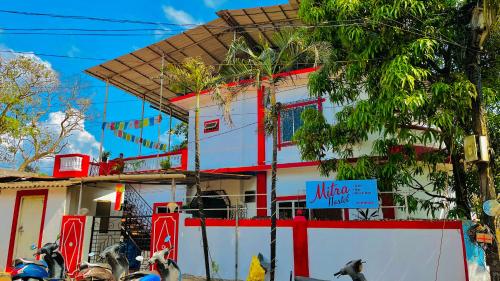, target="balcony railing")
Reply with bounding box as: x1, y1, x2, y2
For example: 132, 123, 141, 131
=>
88, 149, 188, 176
